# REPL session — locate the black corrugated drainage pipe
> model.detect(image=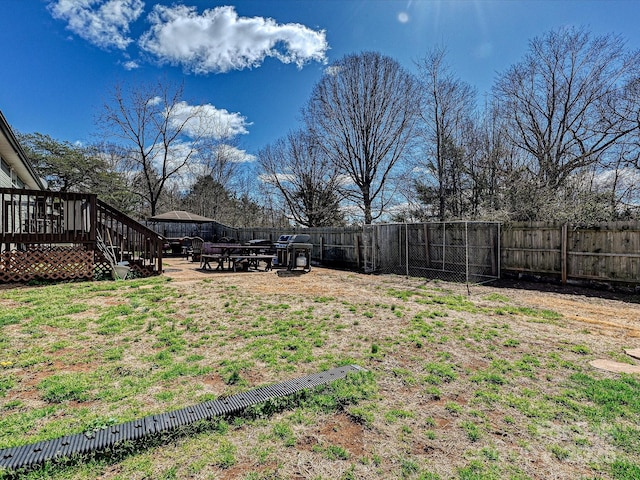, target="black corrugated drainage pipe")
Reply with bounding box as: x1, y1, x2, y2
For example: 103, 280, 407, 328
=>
0, 365, 365, 474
